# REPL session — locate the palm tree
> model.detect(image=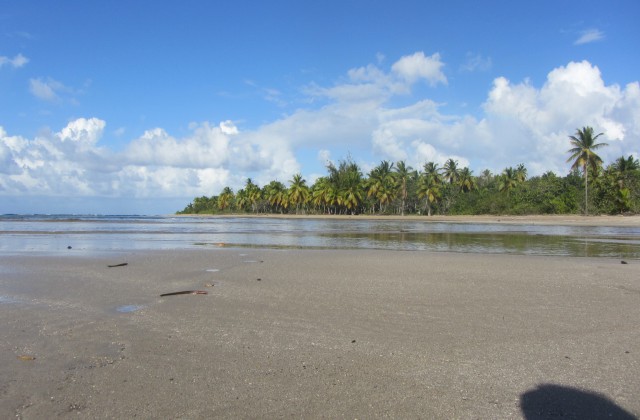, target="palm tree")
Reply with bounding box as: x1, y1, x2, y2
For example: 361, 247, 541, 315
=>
417, 173, 442, 216
217, 186, 235, 211
515, 164, 528, 183
242, 178, 262, 213
337, 164, 364, 215
366, 161, 396, 213
423, 162, 443, 182
311, 177, 337, 214
458, 167, 476, 193
567, 126, 607, 215
288, 173, 310, 214
327, 158, 365, 214
235, 188, 249, 212
263, 181, 287, 213
394, 160, 413, 215
443, 159, 460, 185
498, 167, 518, 194
612, 155, 640, 174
